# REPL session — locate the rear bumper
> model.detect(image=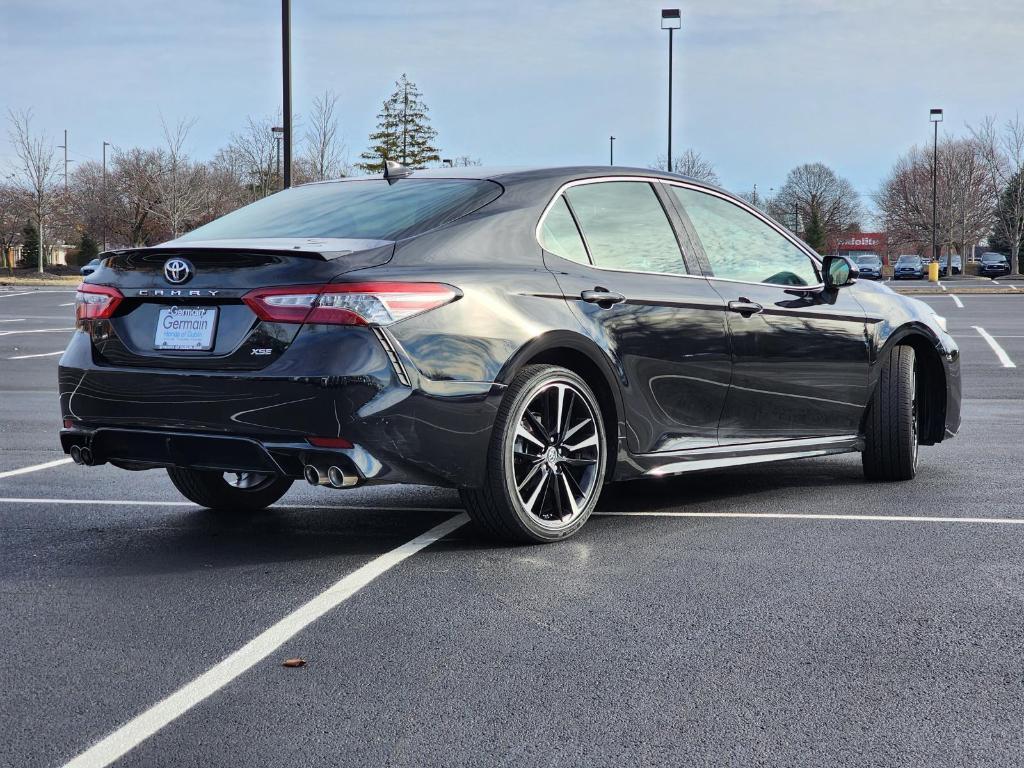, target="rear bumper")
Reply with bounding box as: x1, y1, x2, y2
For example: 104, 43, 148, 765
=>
58, 328, 504, 487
